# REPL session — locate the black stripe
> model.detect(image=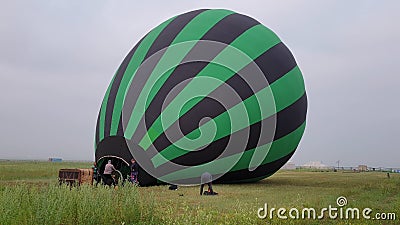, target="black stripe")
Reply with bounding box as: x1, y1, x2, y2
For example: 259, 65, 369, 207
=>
117, 114, 124, 136
274, 93, 307, 140
200, 12, 260, 44
131, 13, 260, 143
121, 9, 207, 137
254, 42, 297, 84
149, 42, 298, 152
95, 111, 100, 146
154, 93, 306, 171
145, 9, 207, 60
